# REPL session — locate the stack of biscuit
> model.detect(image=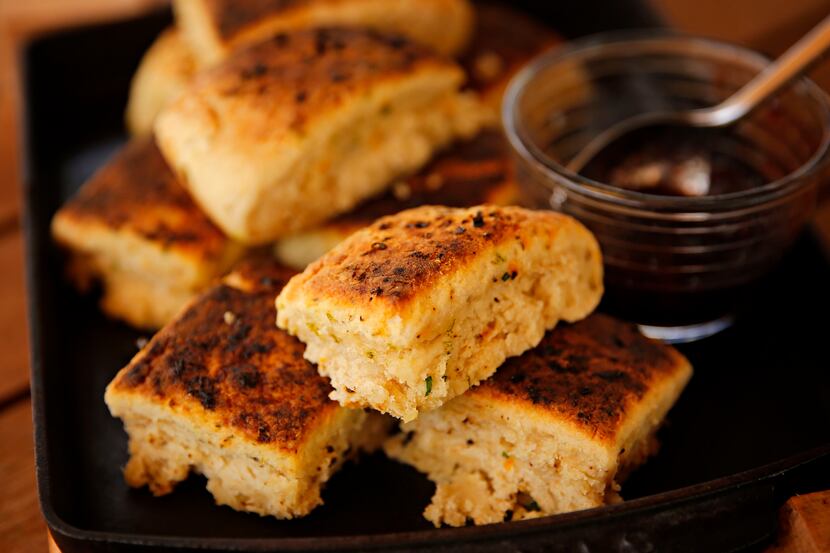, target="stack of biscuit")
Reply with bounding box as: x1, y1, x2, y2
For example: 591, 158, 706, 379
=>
53, 0, 692, 526
276, 205, 691, 525
54, 0, 560, 329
